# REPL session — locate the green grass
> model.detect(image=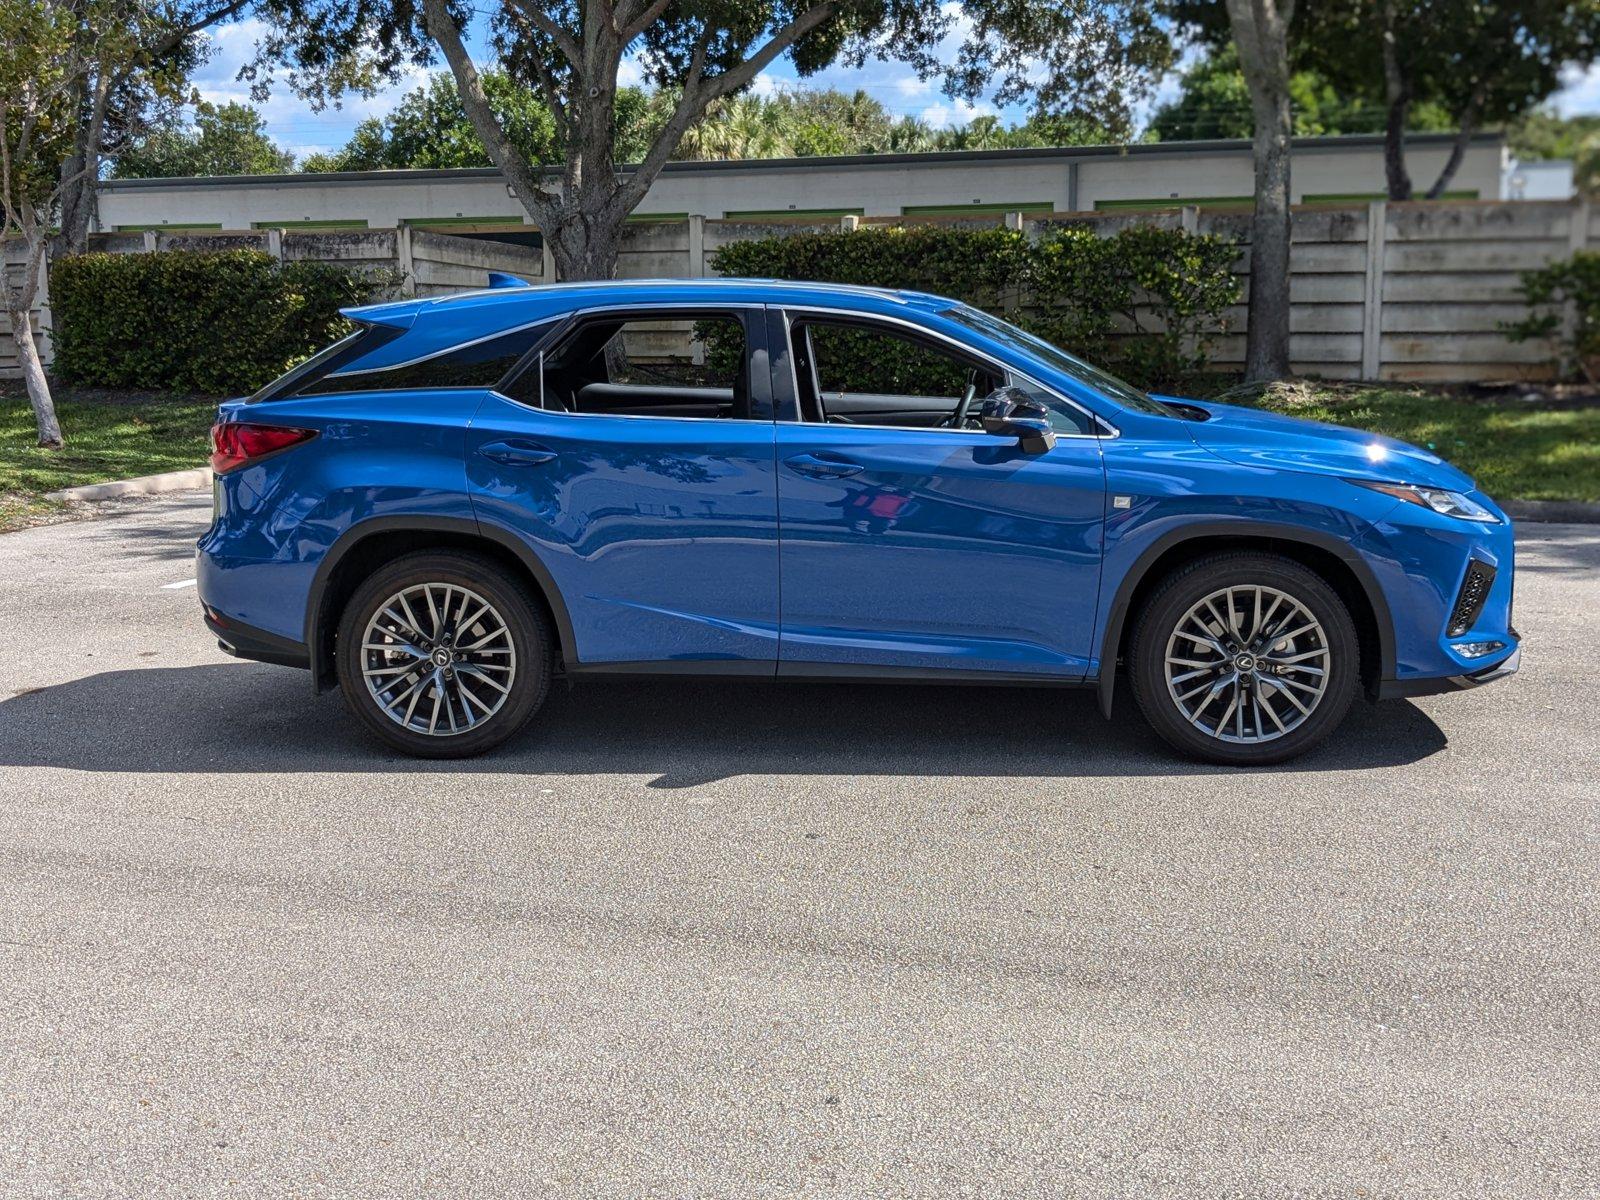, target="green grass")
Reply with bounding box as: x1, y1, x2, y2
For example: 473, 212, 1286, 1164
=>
1, 384, 218, 531
1221, 381, 1600, 503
